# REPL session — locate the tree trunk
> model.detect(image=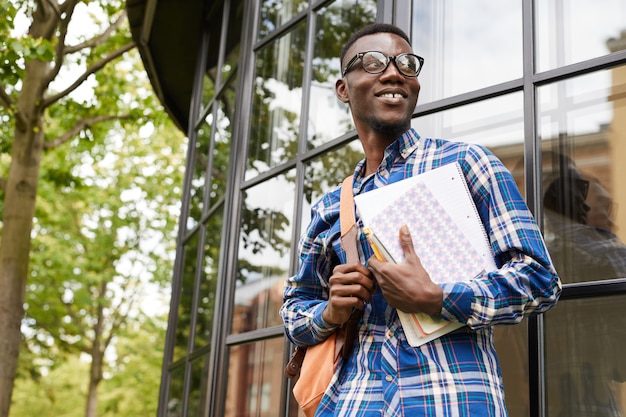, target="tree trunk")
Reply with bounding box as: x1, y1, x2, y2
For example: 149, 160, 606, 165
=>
0, 114, 44, 417
0, 41, 49, 417
85, 304, 105, 417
